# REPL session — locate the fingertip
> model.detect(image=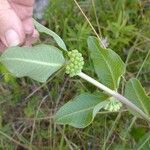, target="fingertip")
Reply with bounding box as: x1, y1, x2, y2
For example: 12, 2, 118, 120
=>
23, 18, 34, 35
5, 29, 20, 47
0, 9, 25, 47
